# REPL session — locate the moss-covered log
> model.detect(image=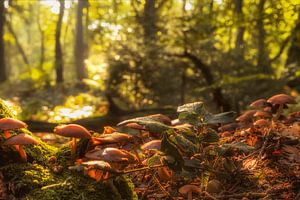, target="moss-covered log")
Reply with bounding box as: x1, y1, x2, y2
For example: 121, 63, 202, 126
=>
0, 99, 137, 200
